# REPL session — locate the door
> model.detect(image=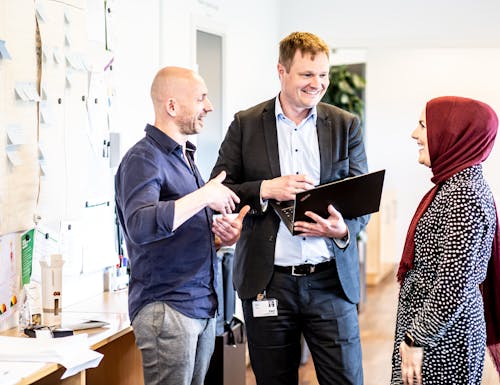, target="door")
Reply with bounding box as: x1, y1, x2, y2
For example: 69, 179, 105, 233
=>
195, 30, 223, 181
